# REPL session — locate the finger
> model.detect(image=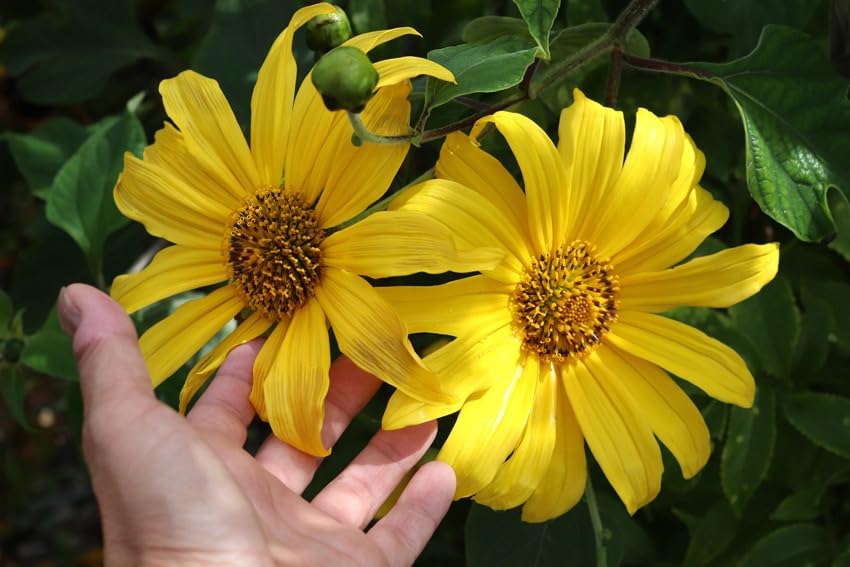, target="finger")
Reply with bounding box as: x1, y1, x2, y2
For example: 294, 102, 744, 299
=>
368, 461, 456, 567
255, 355, 381, 492
186, 340, 263, 447
311, 421, 437, 528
